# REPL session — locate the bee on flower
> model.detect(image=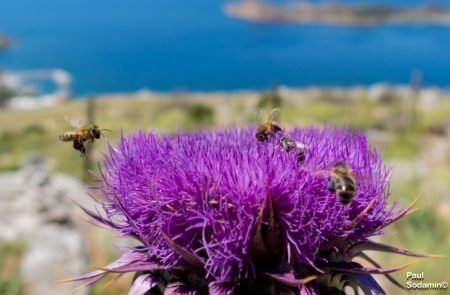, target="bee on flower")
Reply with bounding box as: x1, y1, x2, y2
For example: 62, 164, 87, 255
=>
63, 126, 437, 295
